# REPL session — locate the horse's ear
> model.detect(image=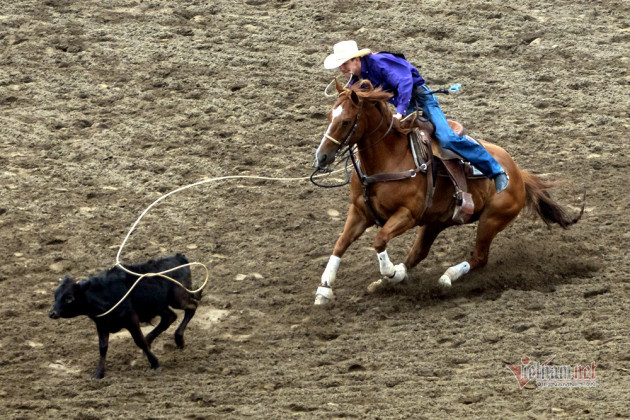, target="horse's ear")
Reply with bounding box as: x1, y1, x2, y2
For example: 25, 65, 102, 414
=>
350, 90, 360, 106
359, 80, 373, 91
335, 77, 344, 93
